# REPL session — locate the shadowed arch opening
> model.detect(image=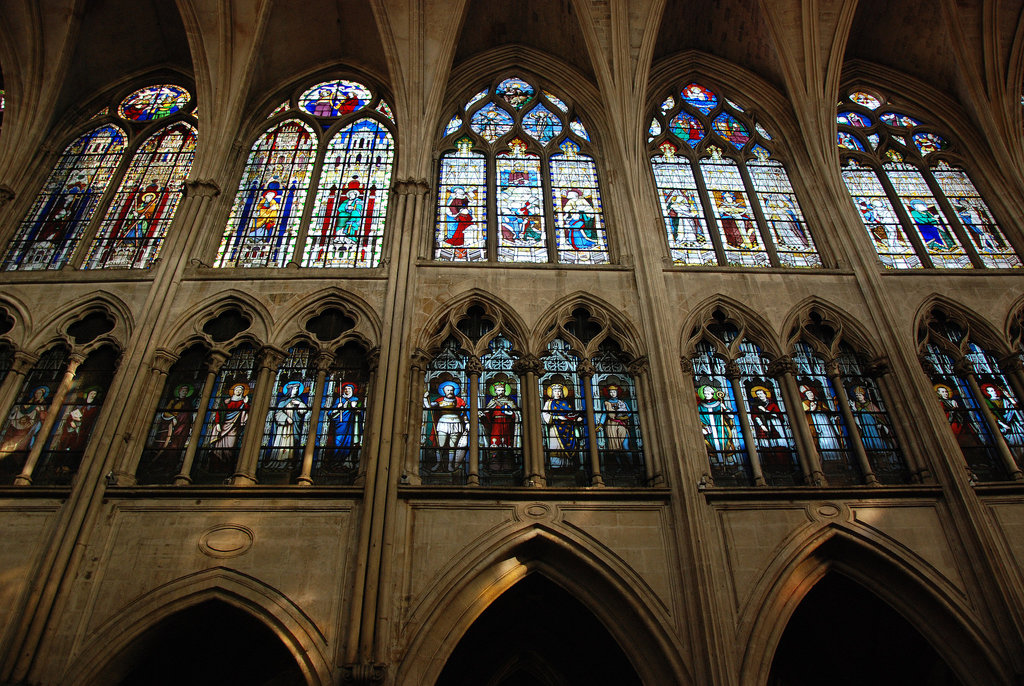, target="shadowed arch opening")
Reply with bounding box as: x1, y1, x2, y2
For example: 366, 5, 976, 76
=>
91, 599, 305, 686
769, 572, 961, 685
435, 573, 641, 686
